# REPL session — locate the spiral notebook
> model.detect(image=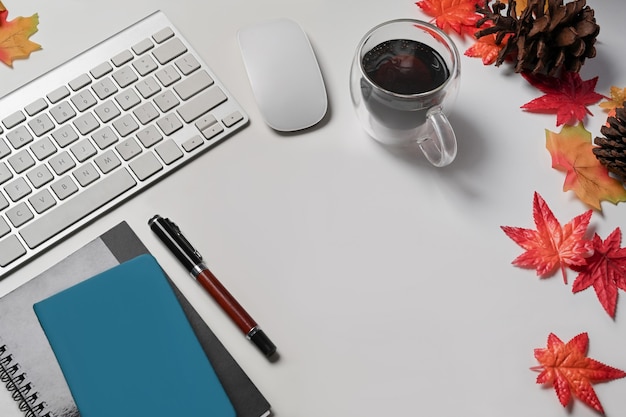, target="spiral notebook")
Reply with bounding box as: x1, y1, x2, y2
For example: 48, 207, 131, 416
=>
0, 222, 271, 417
